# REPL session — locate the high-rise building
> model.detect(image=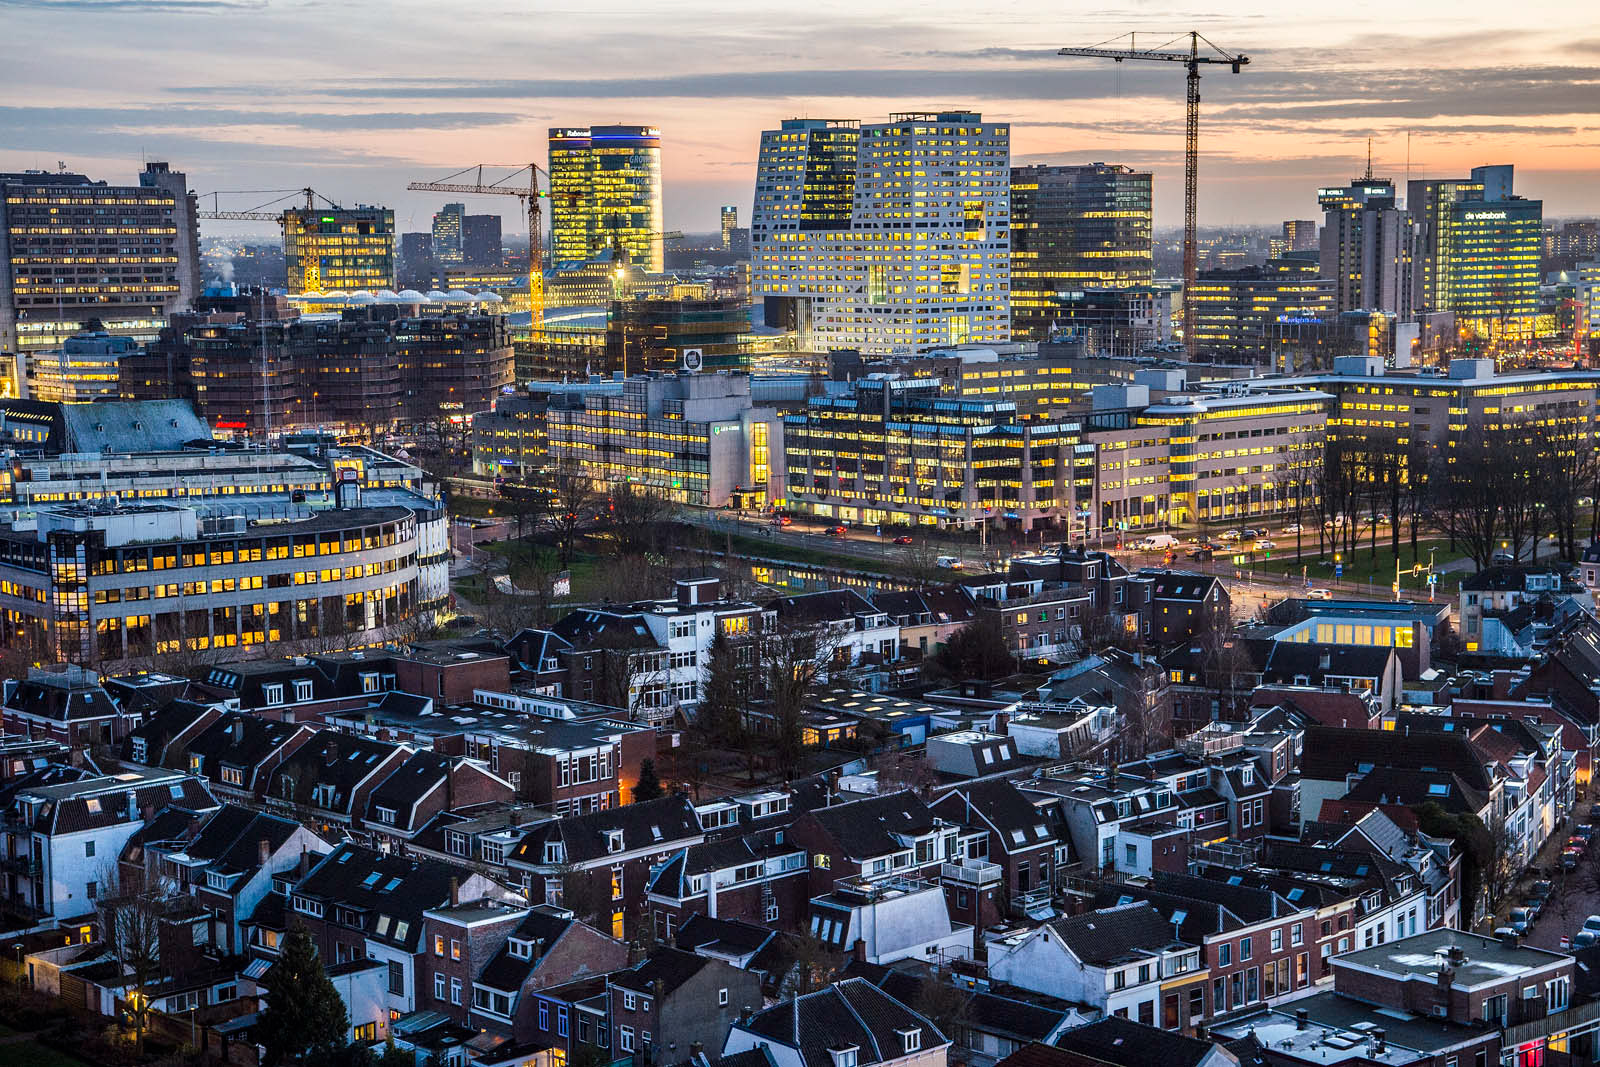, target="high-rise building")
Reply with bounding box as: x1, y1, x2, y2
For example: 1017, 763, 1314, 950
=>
463, 214, 502, 267
283, 206, 395, 294
751, 112, 1010, 354
27, 326, 135, 403
1409, 165, 1542, 335
432, 203, 465, 267
0, 162, 201, 355
1189, 259, 1336, 364
1009, 163, 1153, 341
1283, 219, 1318, 251
549, 126, 664, 271
720, 205, 738, 251
398, 232, 436, 290
1317, 177, 1414, 316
